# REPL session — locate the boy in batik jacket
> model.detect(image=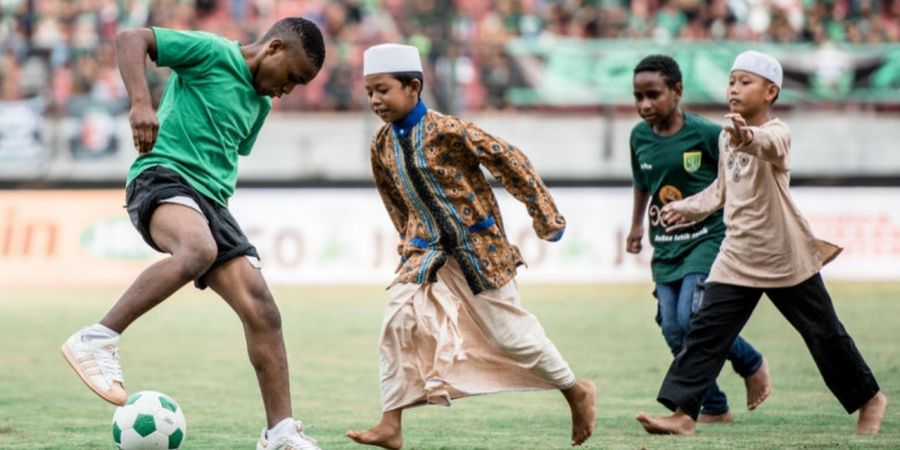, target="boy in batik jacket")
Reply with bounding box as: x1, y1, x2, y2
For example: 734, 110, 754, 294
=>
347, 44, 596, 449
